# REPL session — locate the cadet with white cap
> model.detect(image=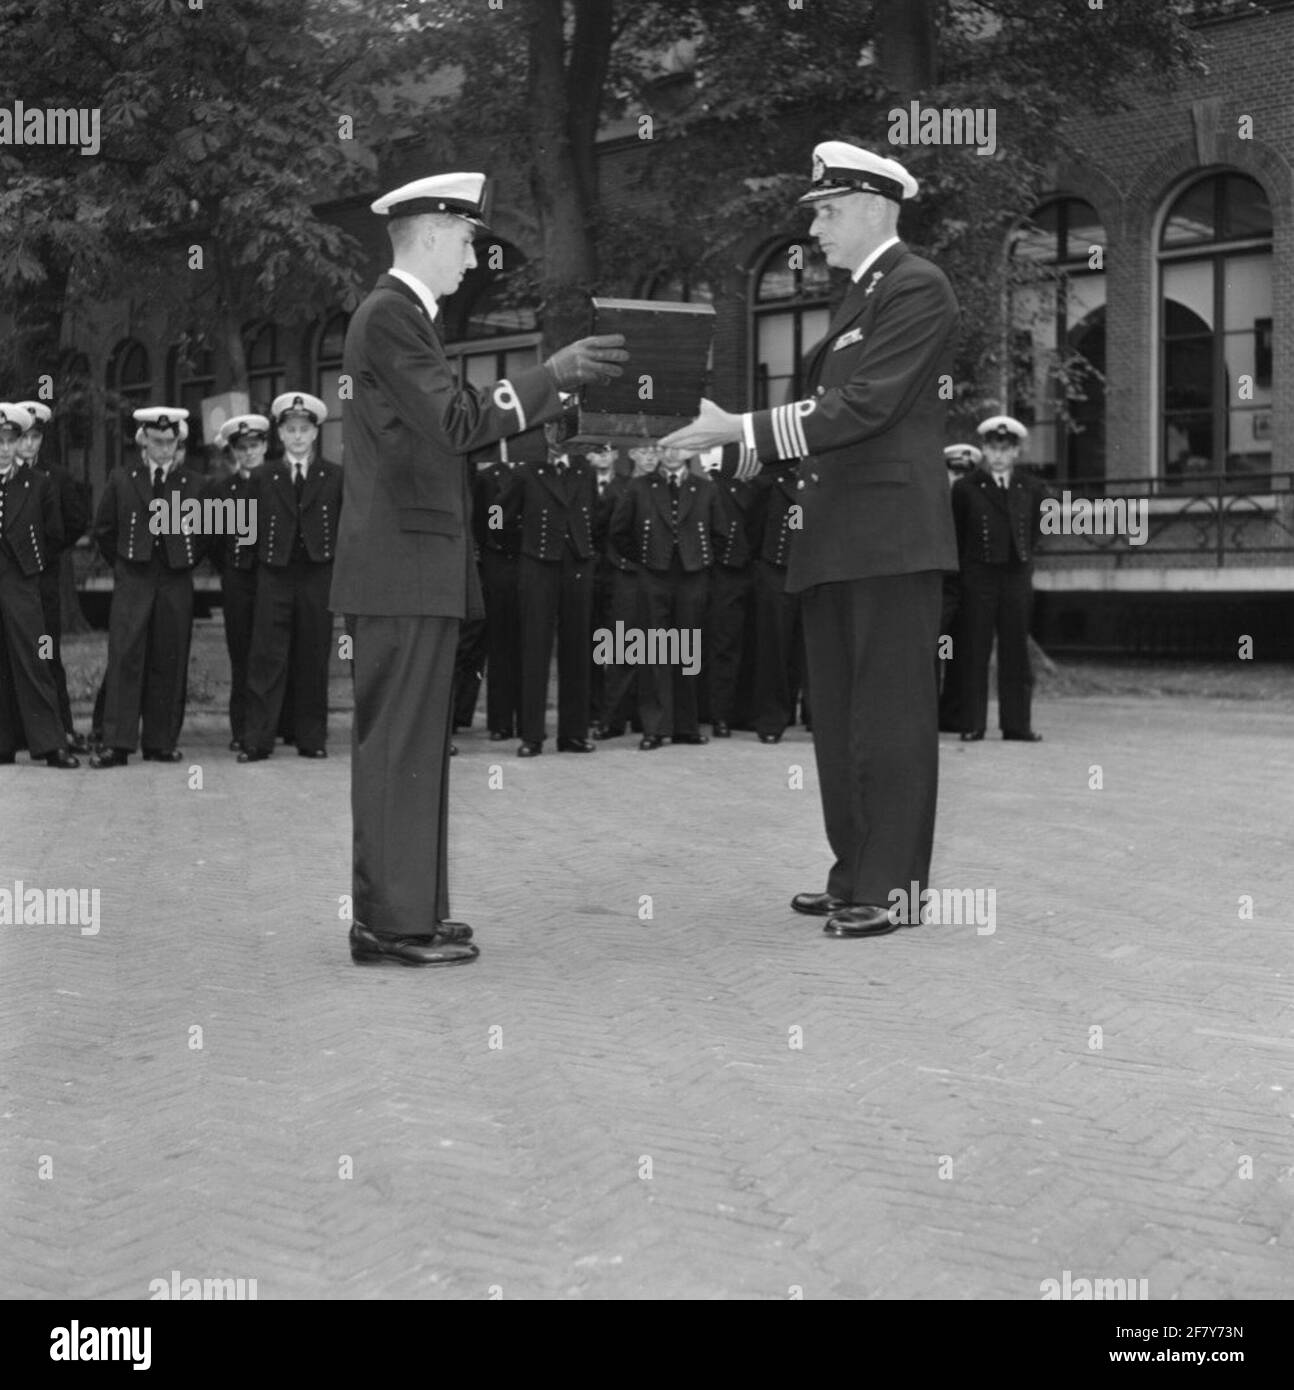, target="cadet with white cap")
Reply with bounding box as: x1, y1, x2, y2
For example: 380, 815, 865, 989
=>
205, 413, 270, 750
15, 399, 90, 749
949, 414, 1050, 743
89, 406, 207, 767
237, 392, 342, 762
331, 168, 628, 968
0, 403, 78, 767
662, 137, 959, 940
